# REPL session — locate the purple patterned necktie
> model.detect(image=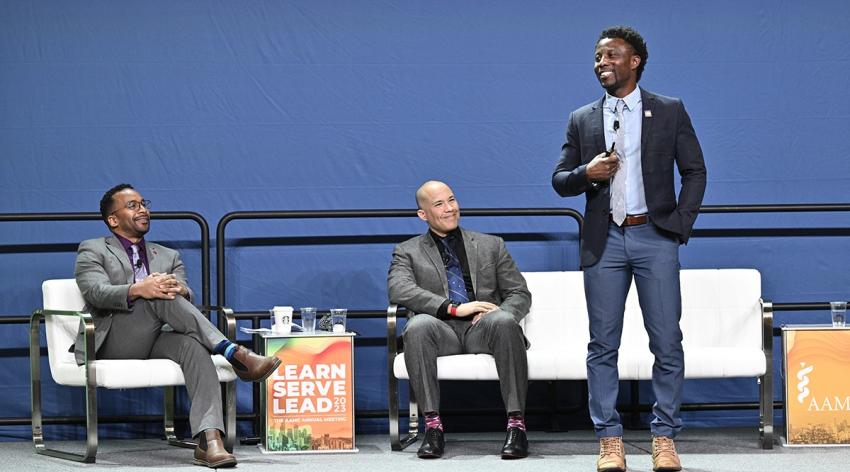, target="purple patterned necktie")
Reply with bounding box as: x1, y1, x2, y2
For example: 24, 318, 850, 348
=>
130, 244, 148, 282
